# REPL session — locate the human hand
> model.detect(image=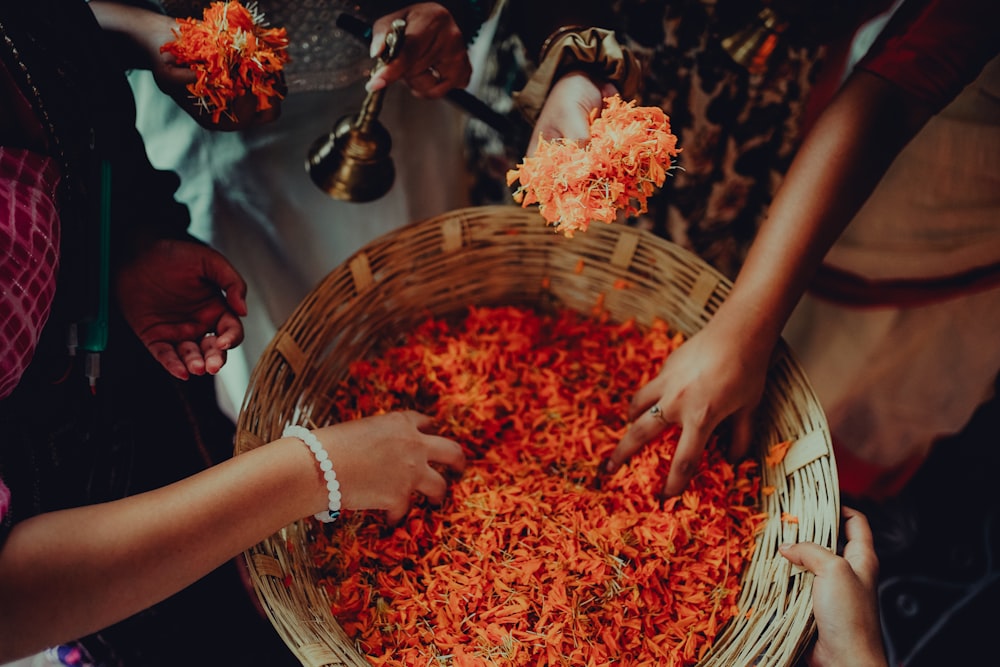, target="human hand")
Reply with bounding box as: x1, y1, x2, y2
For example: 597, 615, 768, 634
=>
366, 3, 471, 99
116, 238, 247, 380
88, 1, 281, 130
780, 507, 887, 667
313, 411, 467, 523
152, 50, 285, 131
605, 315, 770, 497
528, 72, 617, 156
